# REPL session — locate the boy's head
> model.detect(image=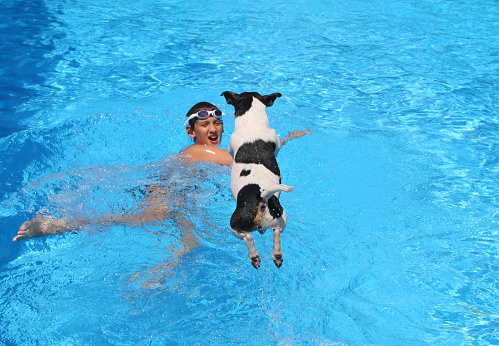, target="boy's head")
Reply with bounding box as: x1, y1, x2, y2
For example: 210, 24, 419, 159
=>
185, 102, 221, 128
185, 102, 224, 146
